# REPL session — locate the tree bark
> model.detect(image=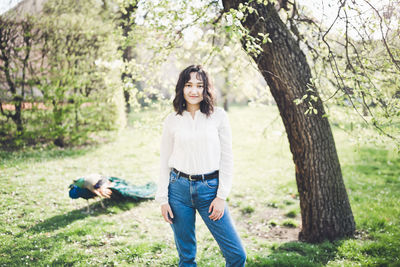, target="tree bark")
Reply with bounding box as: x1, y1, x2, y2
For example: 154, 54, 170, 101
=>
222, 1, 355, 242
